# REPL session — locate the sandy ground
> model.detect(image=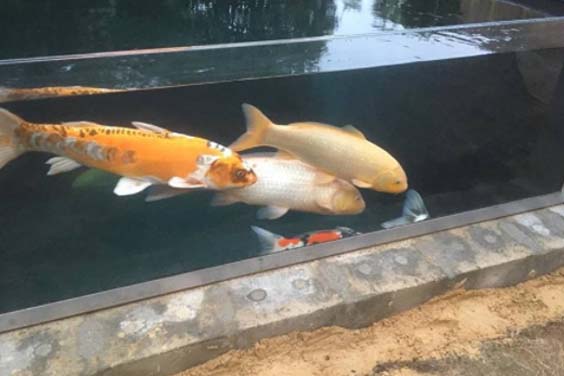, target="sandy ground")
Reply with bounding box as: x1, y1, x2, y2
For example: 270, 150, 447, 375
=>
178, 267, 564, 376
